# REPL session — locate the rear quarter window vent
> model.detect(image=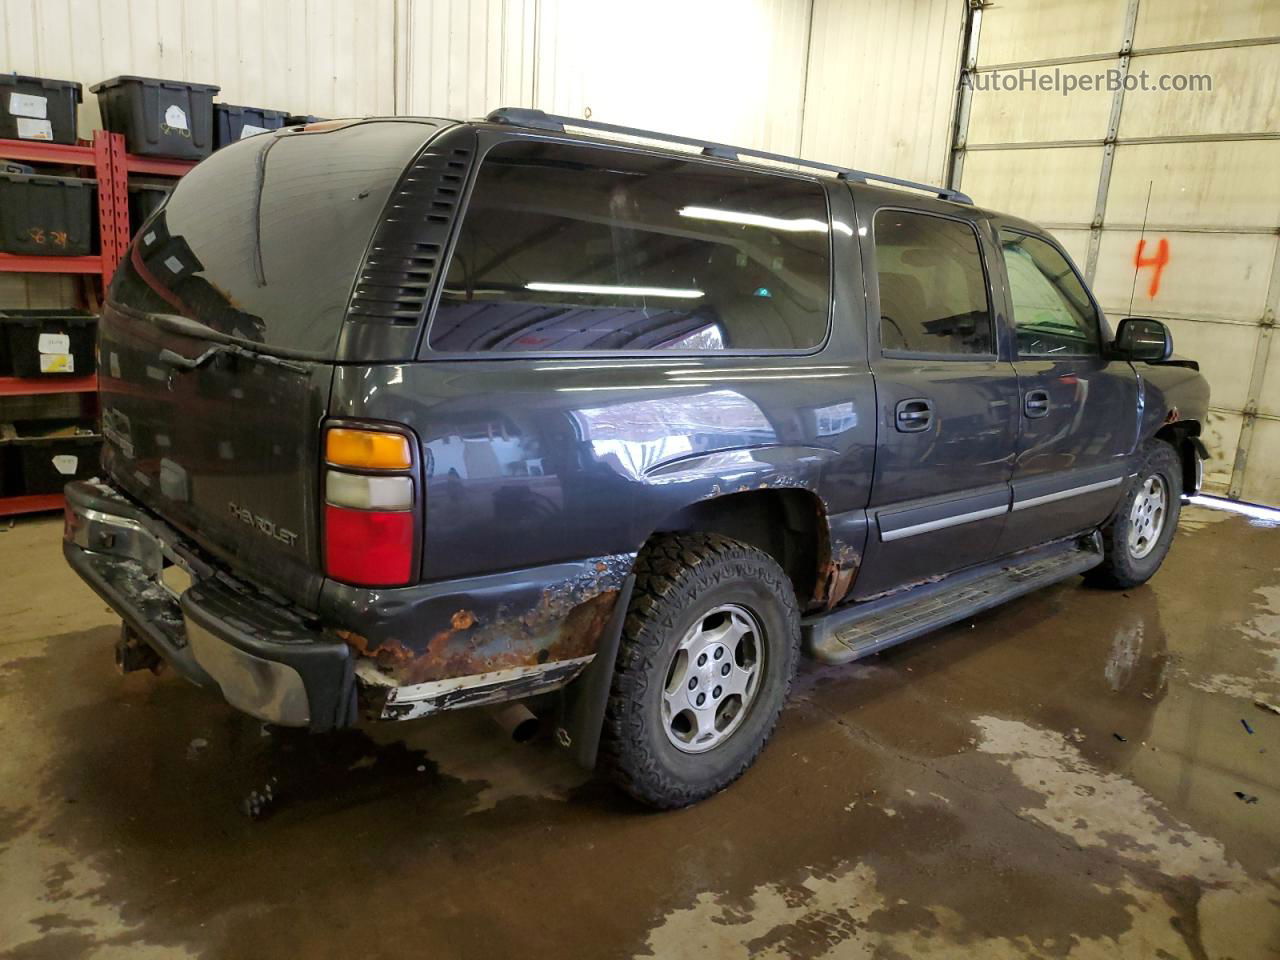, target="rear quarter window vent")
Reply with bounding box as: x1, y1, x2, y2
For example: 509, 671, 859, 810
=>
347, 136, 476, 328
